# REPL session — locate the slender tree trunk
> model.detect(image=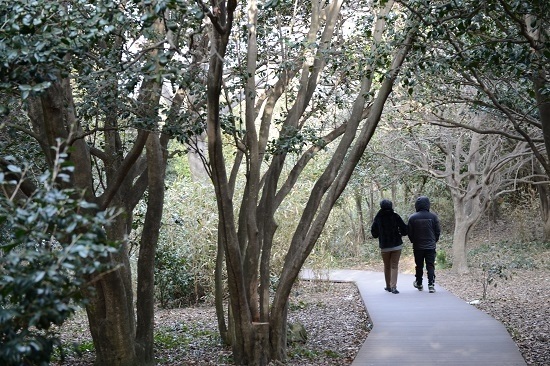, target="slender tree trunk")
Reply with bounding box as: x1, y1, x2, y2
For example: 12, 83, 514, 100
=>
205, 1, 253, 362
270, 6, 415, 358
135, 133, 166, 364
368, 184, 375, 223
355, 192, 366, 243
215, 228, 229, 344
26, 78, 141, 366
536, 182, 550, 240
